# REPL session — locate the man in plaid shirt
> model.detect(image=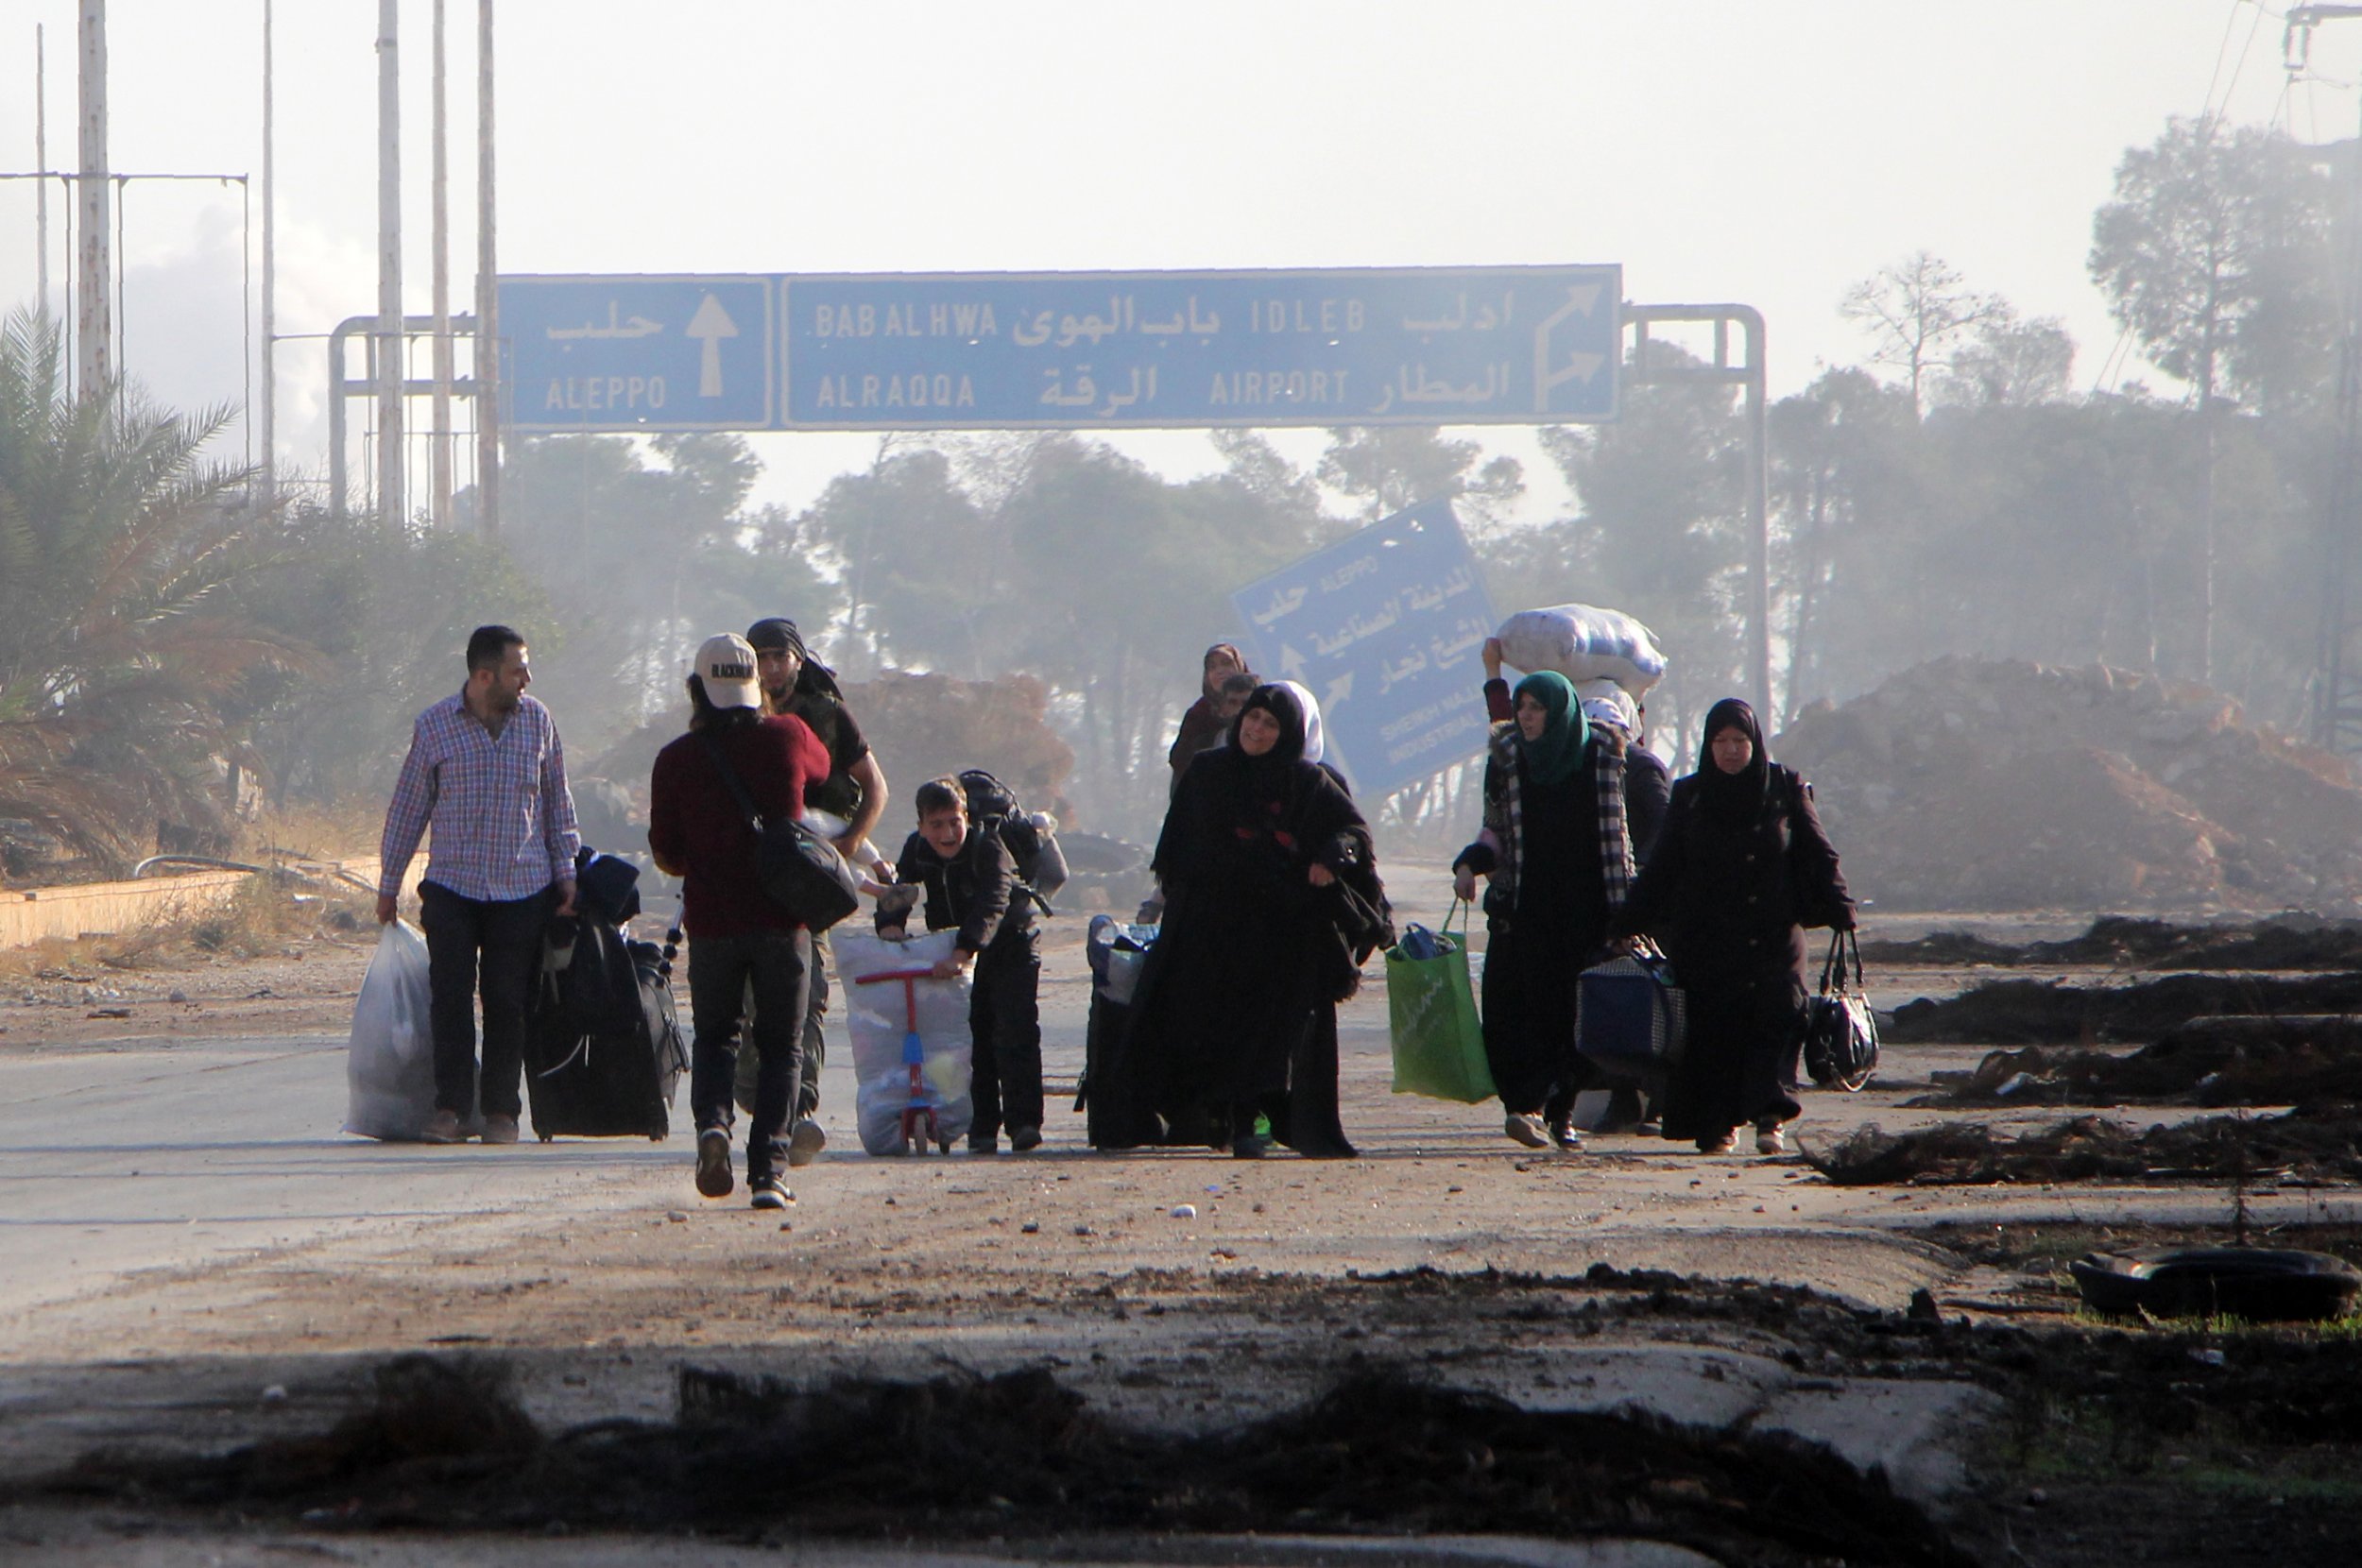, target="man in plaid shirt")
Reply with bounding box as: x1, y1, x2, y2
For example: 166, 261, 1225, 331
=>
376, 625, 581, 1145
